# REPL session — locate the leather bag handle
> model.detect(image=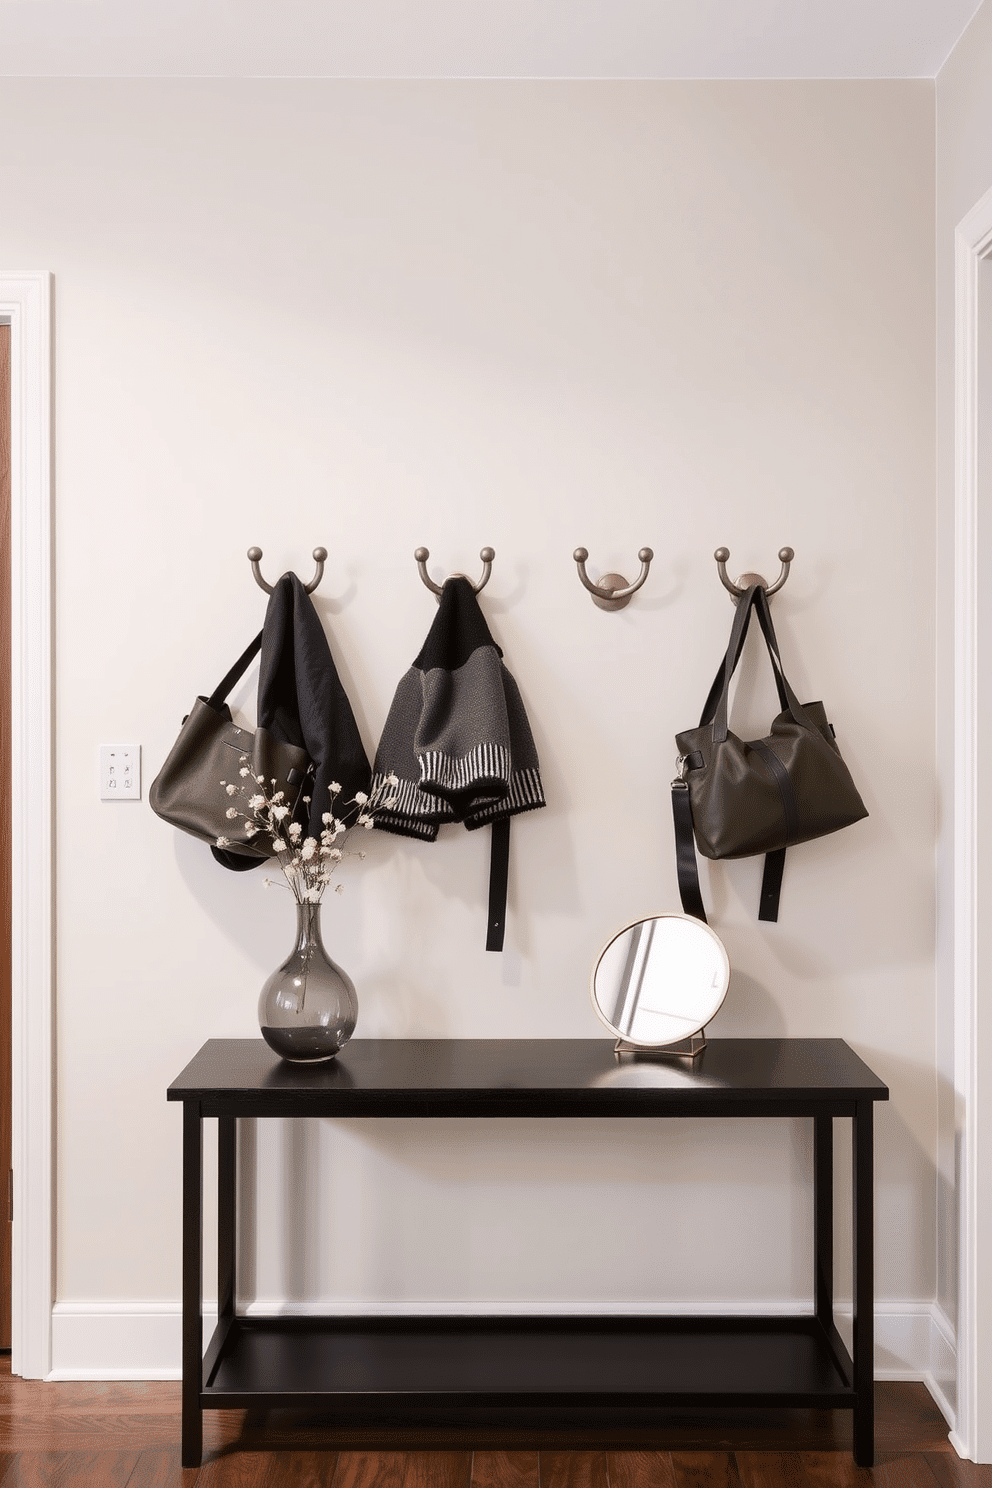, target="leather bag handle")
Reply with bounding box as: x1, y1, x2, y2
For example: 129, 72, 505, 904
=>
206, 631, 264, 712
706, 586, 815, 744
747, 585, 816, 734
697, 585, 773, 726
